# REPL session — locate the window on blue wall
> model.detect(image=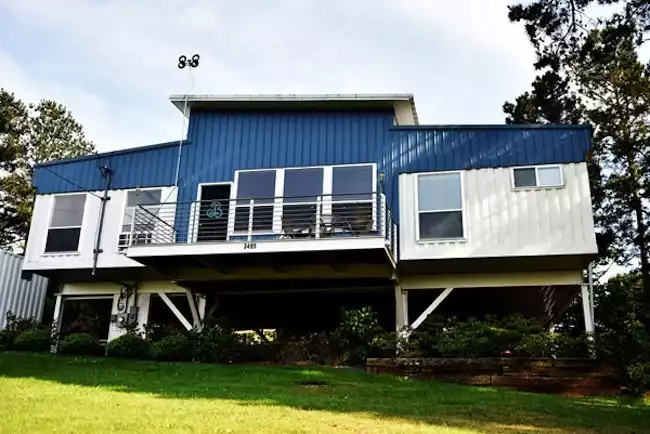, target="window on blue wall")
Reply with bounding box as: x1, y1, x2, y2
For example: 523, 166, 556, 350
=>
234, 170, 276, 232
513, 165, 563, 188
332, 165, 373, 201
45, 194, 87, 253
282, 168, 323, 233
417, 172, 464, 240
